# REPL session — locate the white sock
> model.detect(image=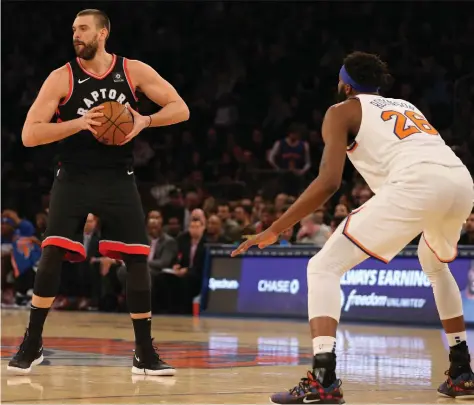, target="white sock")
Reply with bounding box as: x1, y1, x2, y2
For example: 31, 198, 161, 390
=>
446, 331, 467, 348
312, 336, 336, 355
